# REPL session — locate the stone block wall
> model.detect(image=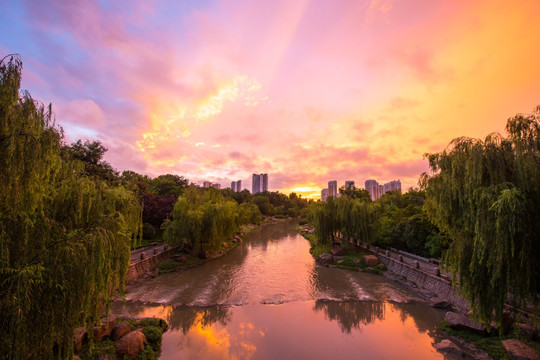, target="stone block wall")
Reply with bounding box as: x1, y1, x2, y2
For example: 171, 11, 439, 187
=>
126, 247, 178, 283
369, 249, 470, 312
